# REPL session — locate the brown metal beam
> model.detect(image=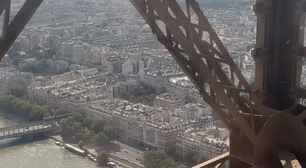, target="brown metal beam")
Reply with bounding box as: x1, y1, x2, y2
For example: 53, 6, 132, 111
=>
0, 0, 43, 60
278, 152, 302, 168
152, 0, 258, 142
191, 152, 230, 168
0, 0, 9, 16
130, 0, 306, 167
2, 0, 11, 40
